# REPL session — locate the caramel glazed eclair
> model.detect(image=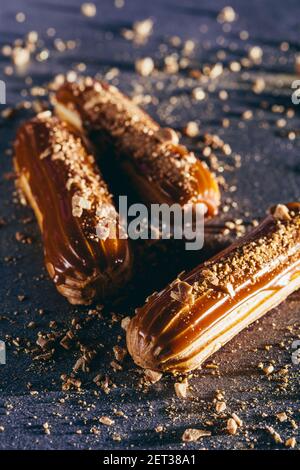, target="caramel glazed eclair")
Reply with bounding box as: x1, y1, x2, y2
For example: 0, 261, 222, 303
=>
54, 78, 220, 217
127, 203, 300, 373
14, 112, 132, 305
